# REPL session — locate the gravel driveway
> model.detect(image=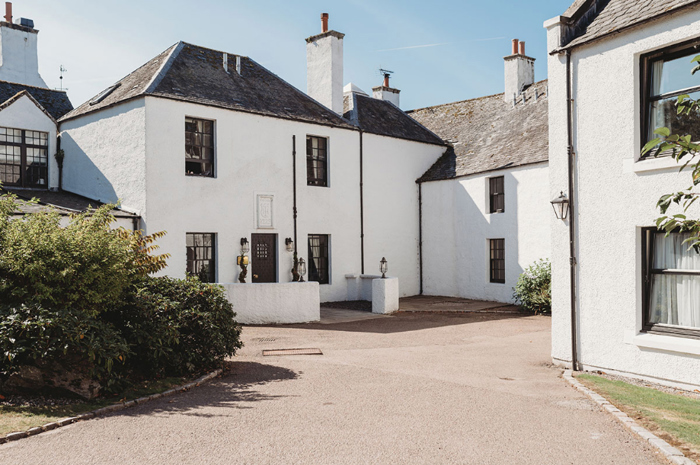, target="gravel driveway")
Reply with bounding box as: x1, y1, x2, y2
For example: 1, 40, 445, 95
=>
0, 312, 667, 464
